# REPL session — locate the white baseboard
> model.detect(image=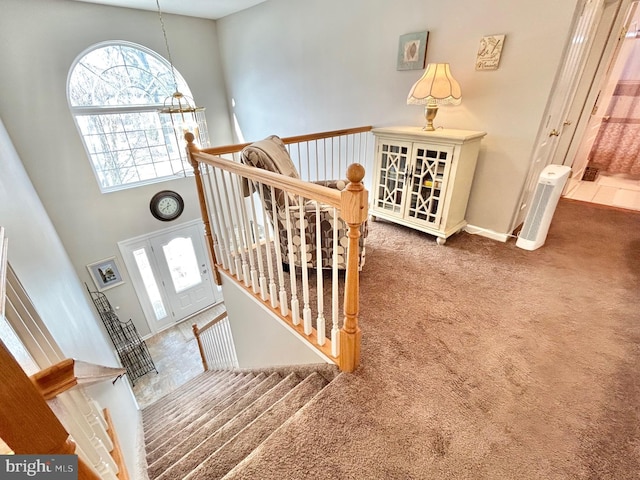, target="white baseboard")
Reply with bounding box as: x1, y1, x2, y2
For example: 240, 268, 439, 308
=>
463, 224, 511, 242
